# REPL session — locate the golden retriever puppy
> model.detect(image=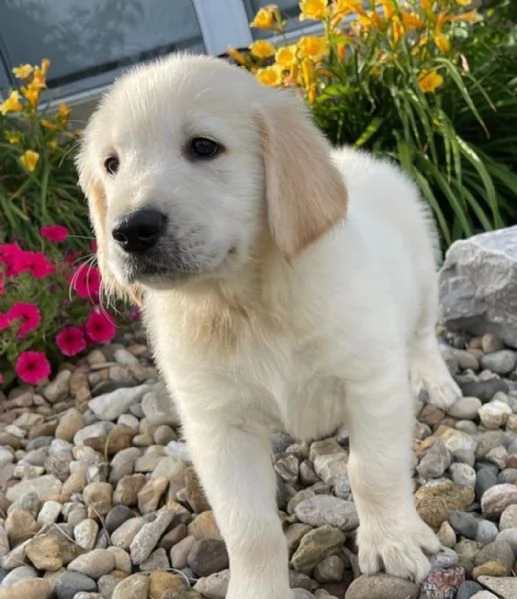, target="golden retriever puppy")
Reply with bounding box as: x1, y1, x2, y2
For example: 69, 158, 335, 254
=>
77, 53, 461, 599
